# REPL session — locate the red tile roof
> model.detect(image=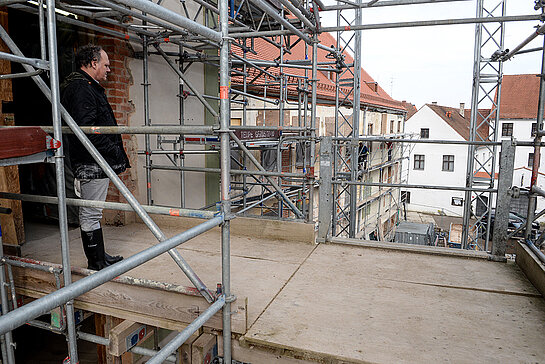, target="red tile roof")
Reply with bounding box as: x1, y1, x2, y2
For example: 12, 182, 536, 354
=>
231, 32, 405, 112
427, 103, 490, 141
499, 74, 541, 119
401, 101, 417, 120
